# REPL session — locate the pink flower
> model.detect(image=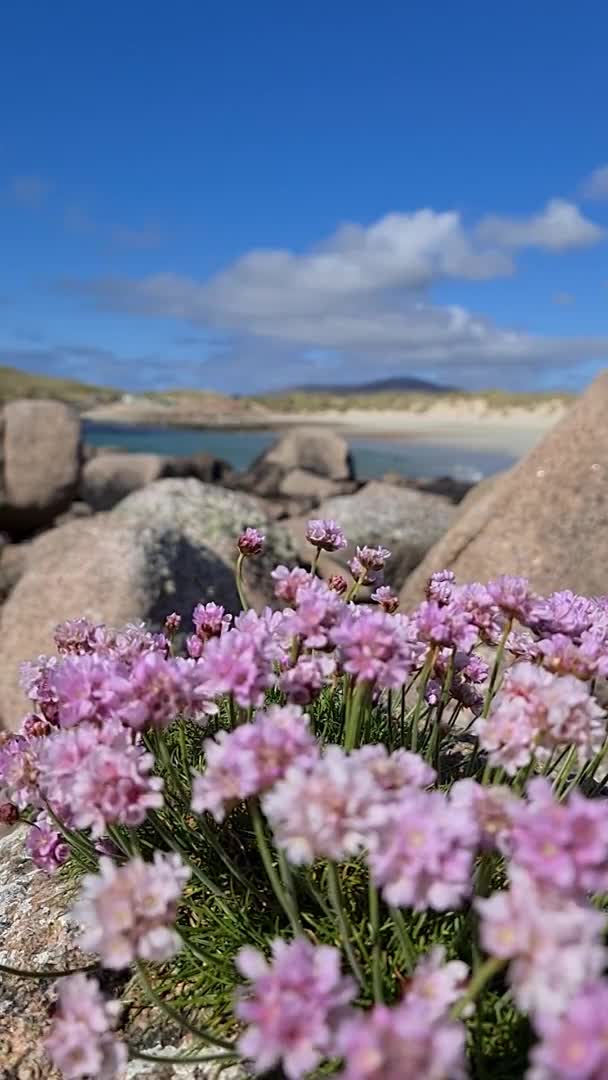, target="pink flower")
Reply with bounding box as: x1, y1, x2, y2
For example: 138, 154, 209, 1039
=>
367, 787, 479, 911
406, 946, 470, 1020
352, 744, 436, 796
527, 980, 608, 1080
450, 779, 517, 852
328, 574, 348, 595
116, 652, 198, 731
537, 633, 608, 680
54, 618, 104, 656
26, 812, 70, 873
331, 609, 422, 689
271, 565, 313, 604
38, 720, 164, 837
412, 598, 479, 652
528, 590, 596, 640
425, 569, 456, 606
305, 518, 348, 552
476, 662, 605, 775
476, 867, 607, 1017
198, 616, 279, 709
46, 654, 132, 730
348, 545, 391, 586
238, 527, 266, 556
45, 975, 126, 1079
371, 585, 399, 613
454, 583, 503, 644
20, 654, 60, 724
0, 732, 42, 810
262, 746, 378, 864
163, 611, 182, 636
74, 852, 190, 968
235, 938, 355, 1078
288, 578, 343, 650
509, 777, 608, 898
280, 654, 336, 704
335, 998, 466, 1080
192, 705, 319, 821
487, 575, 535, 621
191, 601, 232, 641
